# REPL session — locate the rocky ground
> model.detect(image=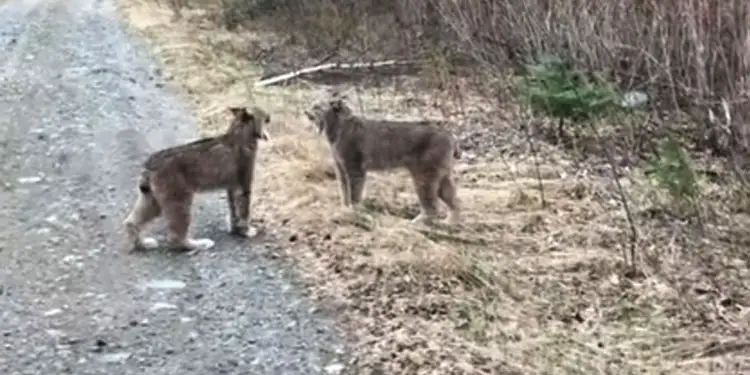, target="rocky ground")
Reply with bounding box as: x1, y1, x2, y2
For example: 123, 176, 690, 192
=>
0, 0, 349, 373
